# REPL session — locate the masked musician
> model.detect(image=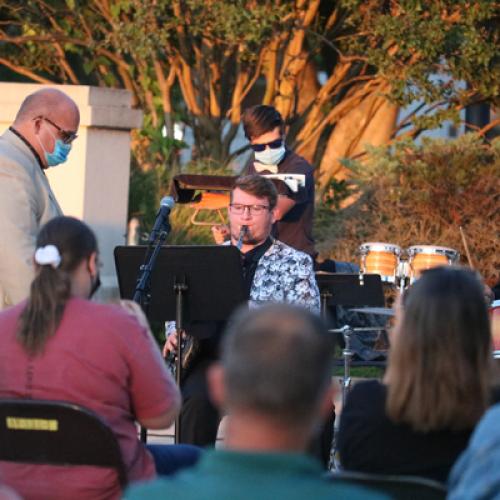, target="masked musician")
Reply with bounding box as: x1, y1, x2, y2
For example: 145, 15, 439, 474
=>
243, 105, 316, 259
164, 175, 320, 448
